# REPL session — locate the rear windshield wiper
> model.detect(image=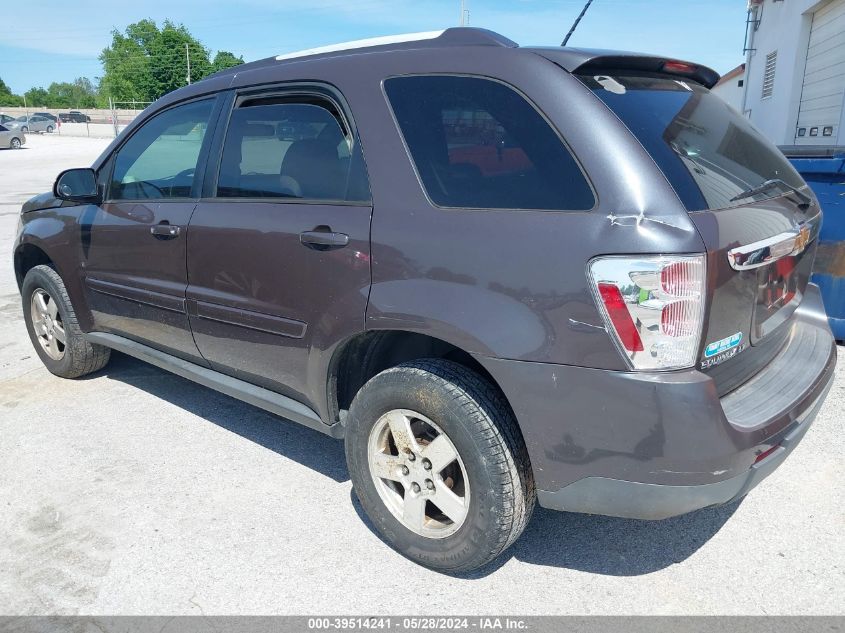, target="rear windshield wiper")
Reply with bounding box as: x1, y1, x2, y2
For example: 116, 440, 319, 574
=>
729, 178, 812, 206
